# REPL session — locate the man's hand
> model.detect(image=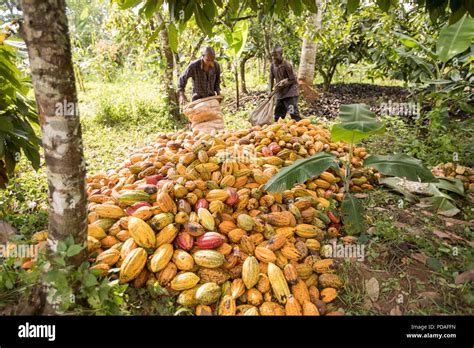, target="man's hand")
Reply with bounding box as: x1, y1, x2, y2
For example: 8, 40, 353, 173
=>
179, 92, 188, 105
